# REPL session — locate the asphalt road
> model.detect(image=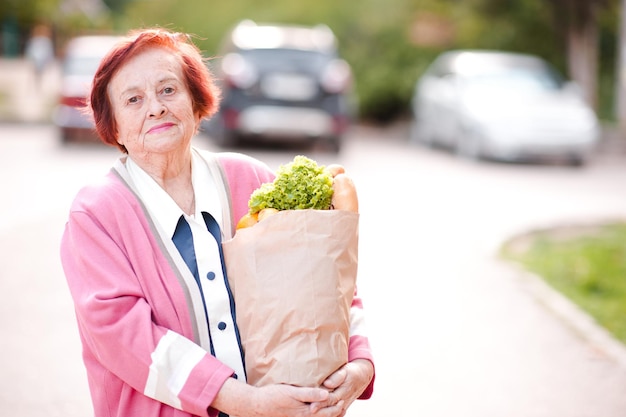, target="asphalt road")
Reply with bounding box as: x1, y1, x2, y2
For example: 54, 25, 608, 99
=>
1, 122, 626, 417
